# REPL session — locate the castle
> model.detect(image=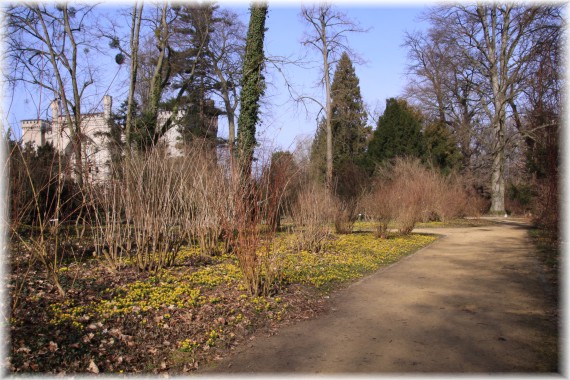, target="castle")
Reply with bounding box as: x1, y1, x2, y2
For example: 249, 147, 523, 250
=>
21, 95, 219, 181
